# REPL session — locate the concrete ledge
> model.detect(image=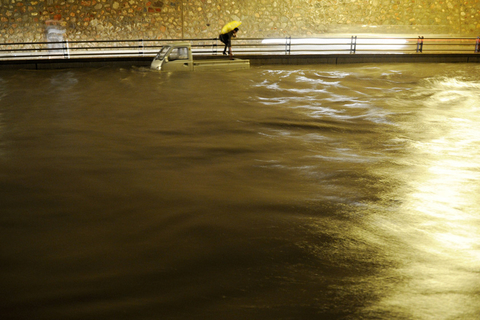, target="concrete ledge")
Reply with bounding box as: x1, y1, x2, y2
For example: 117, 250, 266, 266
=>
0, 57, 152, 70
1, 53, 479, 70
239, 53, 480, 65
